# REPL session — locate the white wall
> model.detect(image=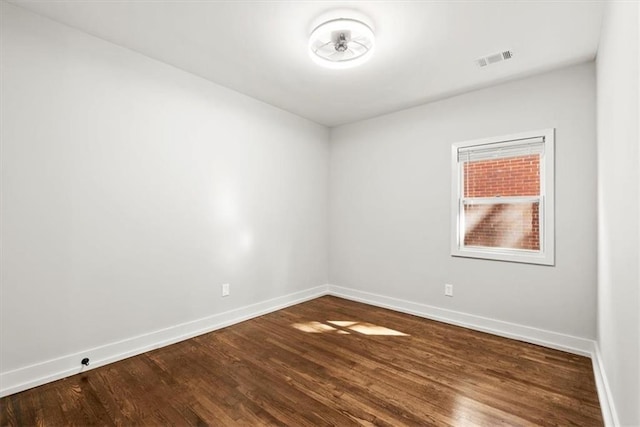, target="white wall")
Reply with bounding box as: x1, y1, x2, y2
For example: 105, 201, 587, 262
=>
596, 0, 640, 424
329, 63, 597, 341
1, 2, 328, 391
